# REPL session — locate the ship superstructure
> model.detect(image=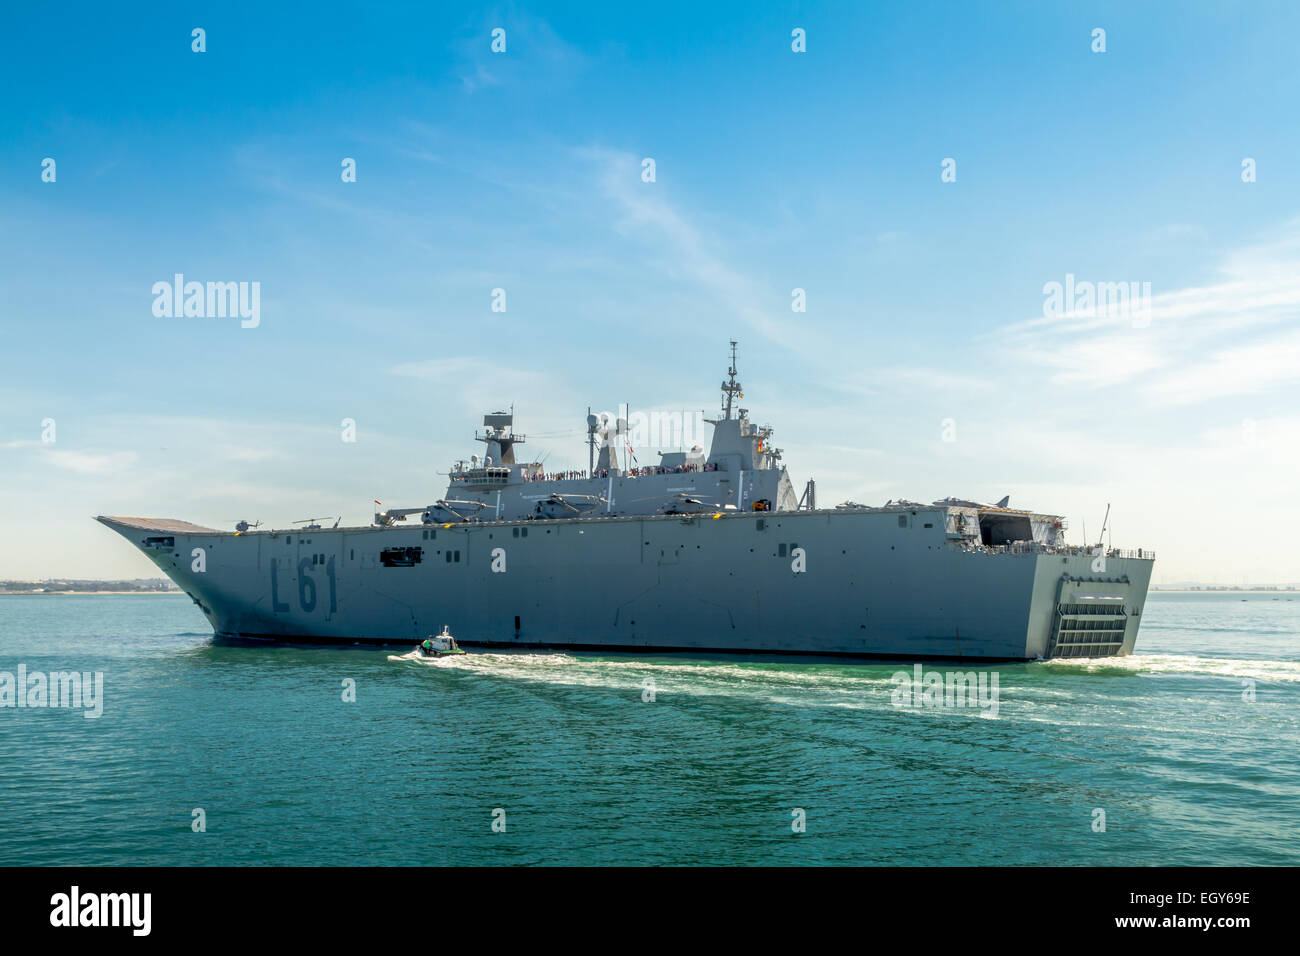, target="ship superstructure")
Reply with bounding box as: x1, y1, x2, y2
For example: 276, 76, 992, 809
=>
376, 344, 799, 527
